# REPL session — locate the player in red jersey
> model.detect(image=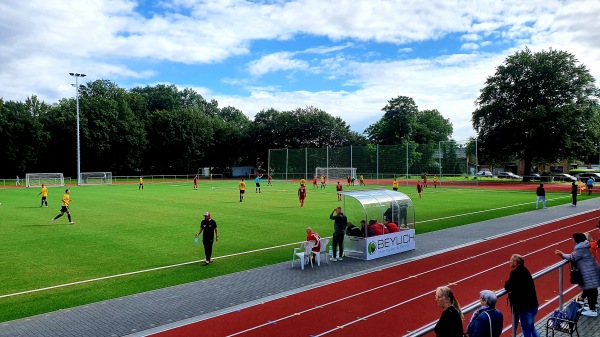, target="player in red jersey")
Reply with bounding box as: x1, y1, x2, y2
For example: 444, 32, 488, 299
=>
312, 175, 318, 189
416, 180, 423, 198
298, 184, 307, 207
336, 181, 343, 201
